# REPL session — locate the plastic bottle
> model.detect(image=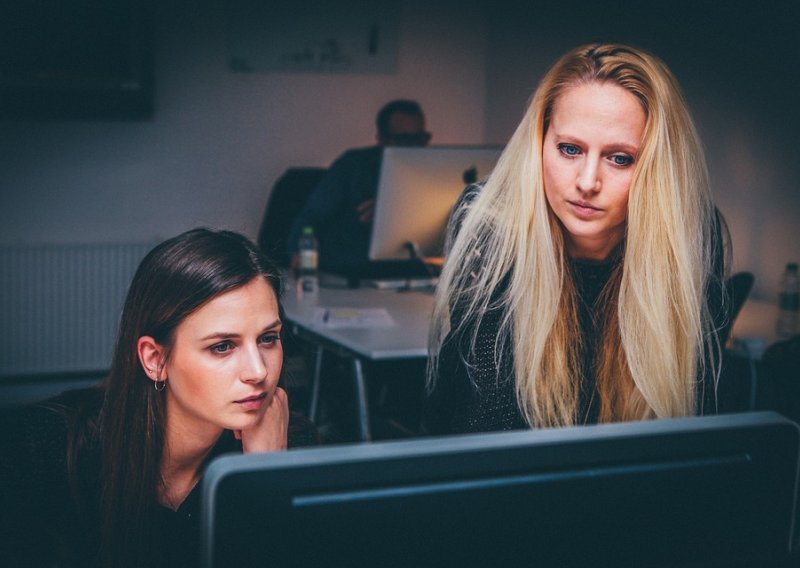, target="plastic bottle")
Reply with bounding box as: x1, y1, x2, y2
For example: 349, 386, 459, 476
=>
776, 262, 799, 340
298, 226, 319, 296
